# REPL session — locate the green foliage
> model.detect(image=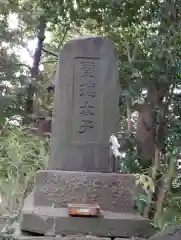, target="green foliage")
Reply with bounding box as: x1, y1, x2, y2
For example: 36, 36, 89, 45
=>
156, 195, 181, 232
0, 126, 49, 215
